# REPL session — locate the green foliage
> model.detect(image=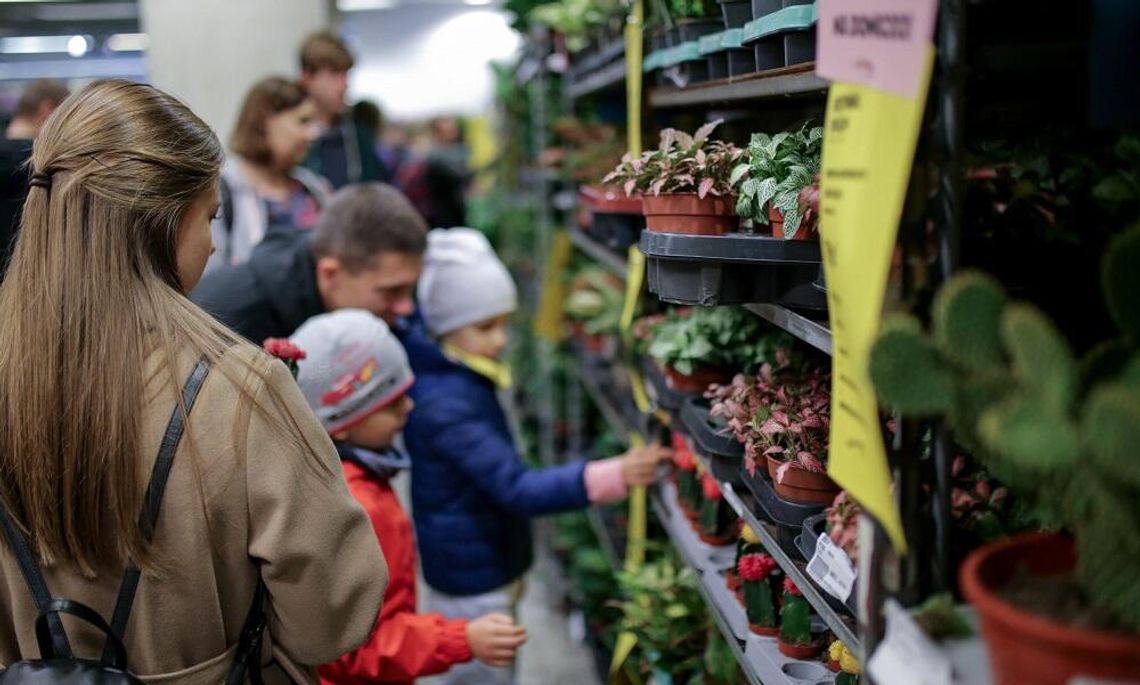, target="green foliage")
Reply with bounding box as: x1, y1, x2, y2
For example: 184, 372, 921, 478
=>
604, 120, 744, 198
731, 124, 823, 238
529, 0, 624, 52
646, 307, 791, 376
1101, 222, 1140, 342
703, 630, 743, 685
617, 547, 710, 678
667, 0, 718, 19
912, 593, 974, 640
564, 267, 624, 335
933, 272, 1008, 372
868, 226, 1140, 630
